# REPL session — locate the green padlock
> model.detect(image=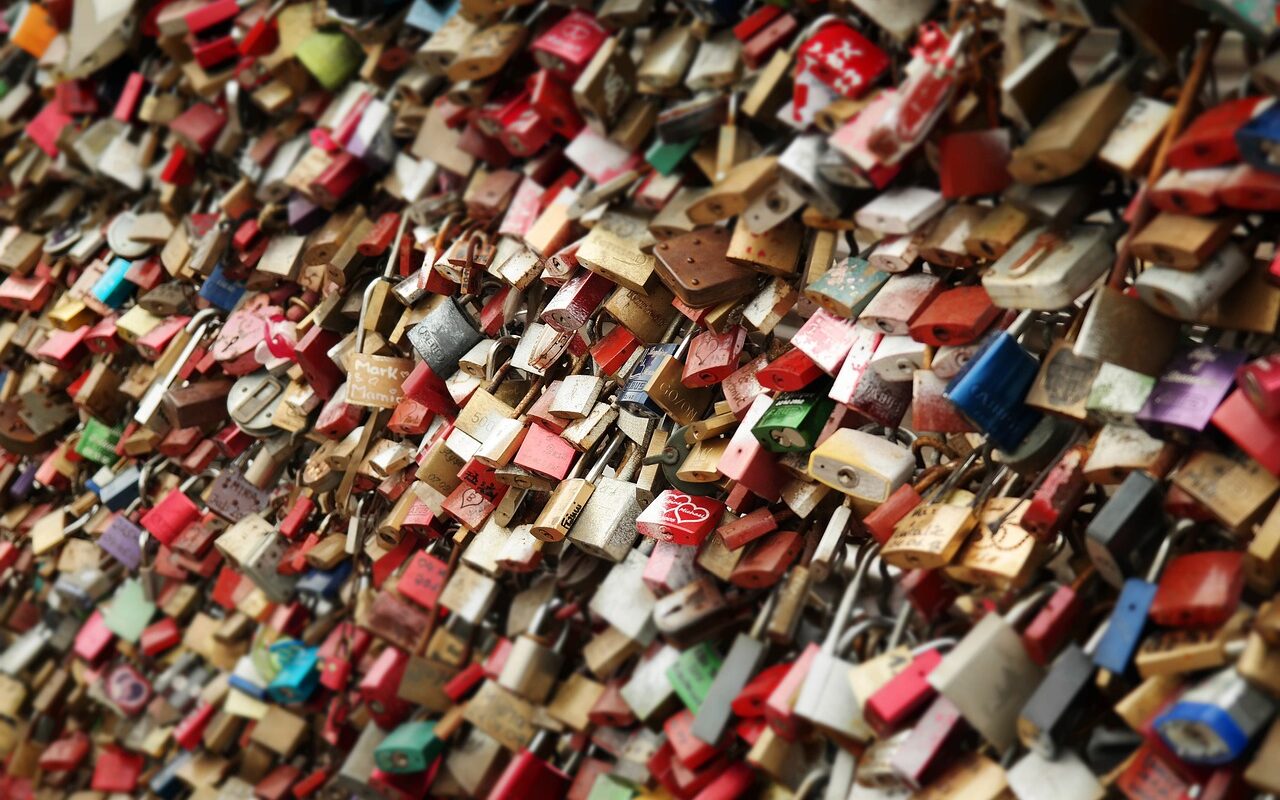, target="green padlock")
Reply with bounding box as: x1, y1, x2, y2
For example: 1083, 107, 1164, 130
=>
752, 388, 836, 454
586, 773, 639, 800
666, 641, 722, 713
295, 30, 364, 91
374, 719, 444, 774
646, 137, 699, 177
806, 256, 890, 318
75, 418, 123, 465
